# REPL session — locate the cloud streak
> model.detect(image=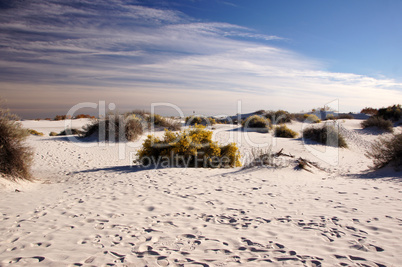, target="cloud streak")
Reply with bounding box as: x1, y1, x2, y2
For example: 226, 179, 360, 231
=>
0, 0, 401, 118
